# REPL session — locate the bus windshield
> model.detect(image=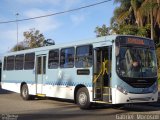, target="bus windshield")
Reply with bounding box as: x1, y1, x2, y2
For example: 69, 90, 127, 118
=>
116, 47, 157, 78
